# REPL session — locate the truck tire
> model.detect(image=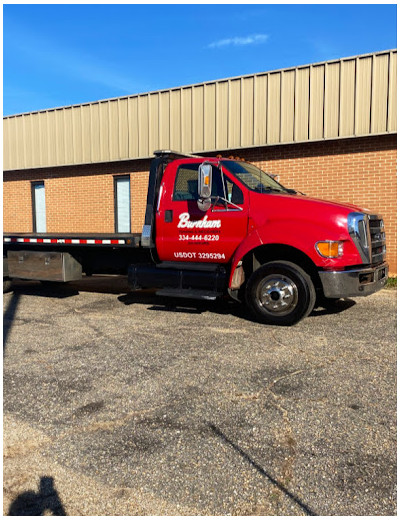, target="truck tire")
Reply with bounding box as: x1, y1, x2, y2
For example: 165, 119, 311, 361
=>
3, 278, 13, 293
245, 261, 316, 326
